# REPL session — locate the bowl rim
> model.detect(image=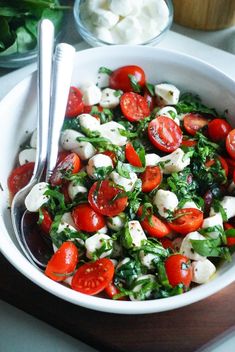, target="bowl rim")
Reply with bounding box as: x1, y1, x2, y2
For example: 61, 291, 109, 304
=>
1, 45, 235, 315
73, 0, 174, 47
